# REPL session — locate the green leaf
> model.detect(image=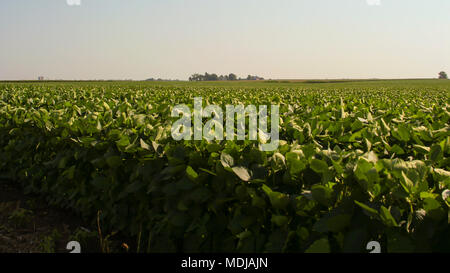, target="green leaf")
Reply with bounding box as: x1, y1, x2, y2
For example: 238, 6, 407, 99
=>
186, 166, 198, 181
314, 211, 351, 233
392, 124, 410, 142
423, 198, 445, 221
423, 198, 441, 211
102, 101, 110, 111
62, 165, 76, 180
354, 158, 378, 186
332, 160, 344, 175
152, 141, 162, 153
199, 168, 217, 176
379, 206, 398, 227
285, 152, 299, 163
419, 192, 438, 200
305, 238, 330, 253
105, 156, 122, 168
140, 139, 151, 151
430, 144, 443, 163
261, 184, 273, 195
271, 152, 286, 171
251, 195, 266, 208
220, 152, 234, 168
302, 144, 315, 159
413, 144, 430, 154
390, 144, 405, 155
400, 171, 413, 194
310, 159, 328, 173
354, 200, 378, 216
116, 135, 130, 148
232, 166, 251, 182
96, 120, 102, 131
311, 185, 333, 206
271, 215, 289, 227
206, 143, 221, 153
262, 185, 290, 210
289, 159, 306, 176
434, 168, 450, 179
